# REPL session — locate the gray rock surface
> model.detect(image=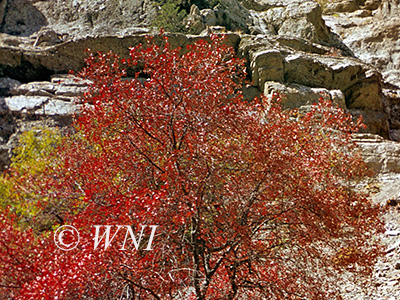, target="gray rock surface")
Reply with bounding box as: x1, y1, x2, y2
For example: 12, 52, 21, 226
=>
323, 6, 400, 88
1, 0, 155, 38
0, 75, 83, 171
354, 133, 400, 174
